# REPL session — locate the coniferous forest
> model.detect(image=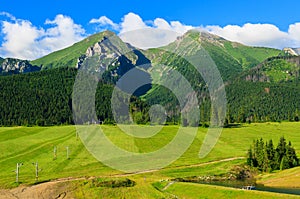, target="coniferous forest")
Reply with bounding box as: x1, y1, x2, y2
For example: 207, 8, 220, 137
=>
0, 66, 300, 126
247, 137, 299, 172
